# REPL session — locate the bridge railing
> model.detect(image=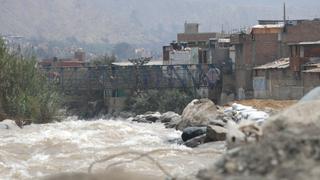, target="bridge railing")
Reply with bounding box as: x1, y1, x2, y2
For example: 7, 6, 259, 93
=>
40, 64, 221, 93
